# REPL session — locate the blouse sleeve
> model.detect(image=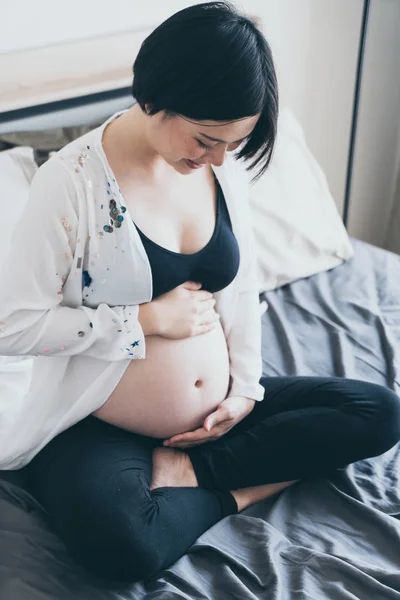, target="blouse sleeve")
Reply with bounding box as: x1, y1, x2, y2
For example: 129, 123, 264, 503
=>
0, 159, 146, 361
226, 159, 265, 402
